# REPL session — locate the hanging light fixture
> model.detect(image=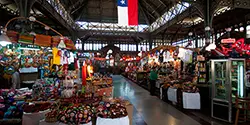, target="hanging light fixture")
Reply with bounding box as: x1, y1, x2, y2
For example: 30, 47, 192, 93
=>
0, 28, 11, 46
205, 26, 211, 31
58, 37, 66, 49
188, 32, 193, 36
